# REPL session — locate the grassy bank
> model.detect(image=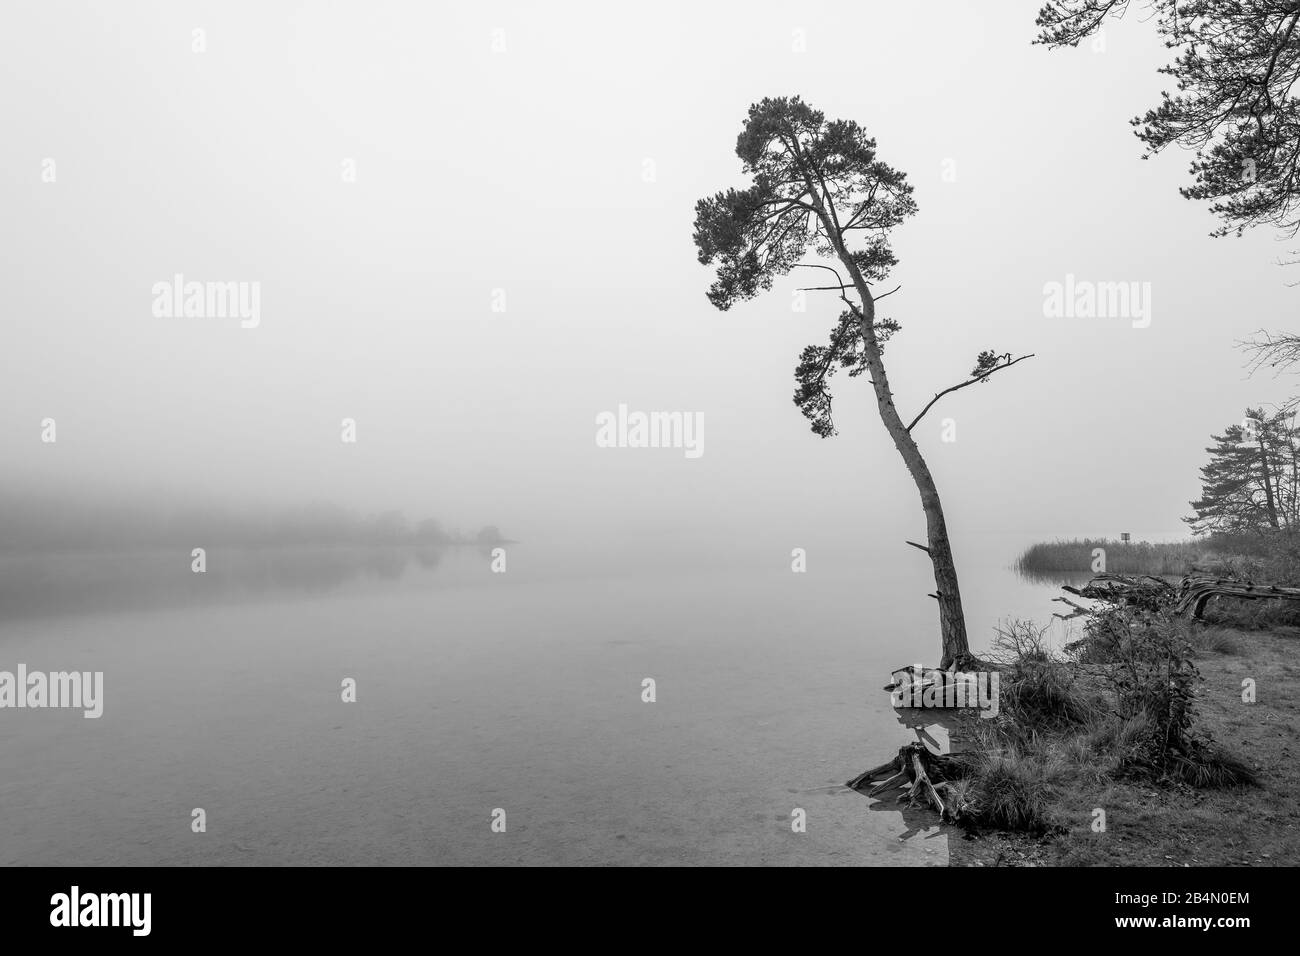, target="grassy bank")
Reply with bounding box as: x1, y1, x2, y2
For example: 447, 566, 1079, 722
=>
1015, 539, 1206, 576
949, 605, 1299, 866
